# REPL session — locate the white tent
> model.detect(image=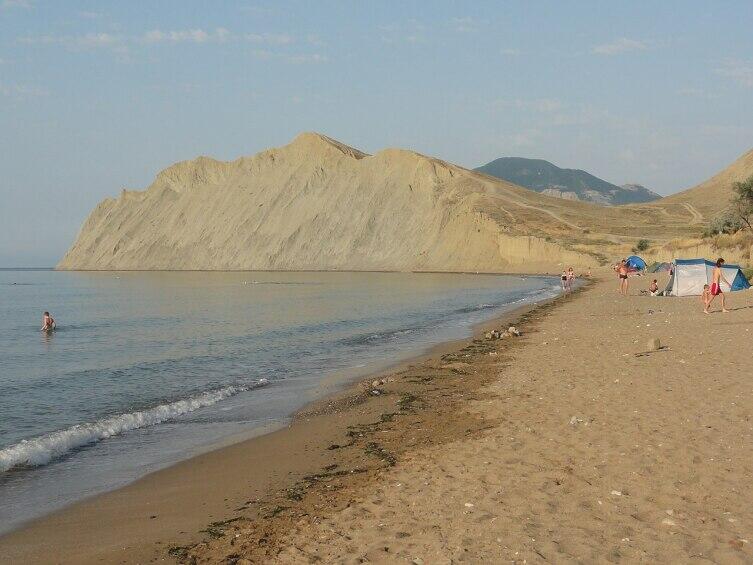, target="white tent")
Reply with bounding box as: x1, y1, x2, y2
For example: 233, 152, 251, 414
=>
665, 259, 751, 296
